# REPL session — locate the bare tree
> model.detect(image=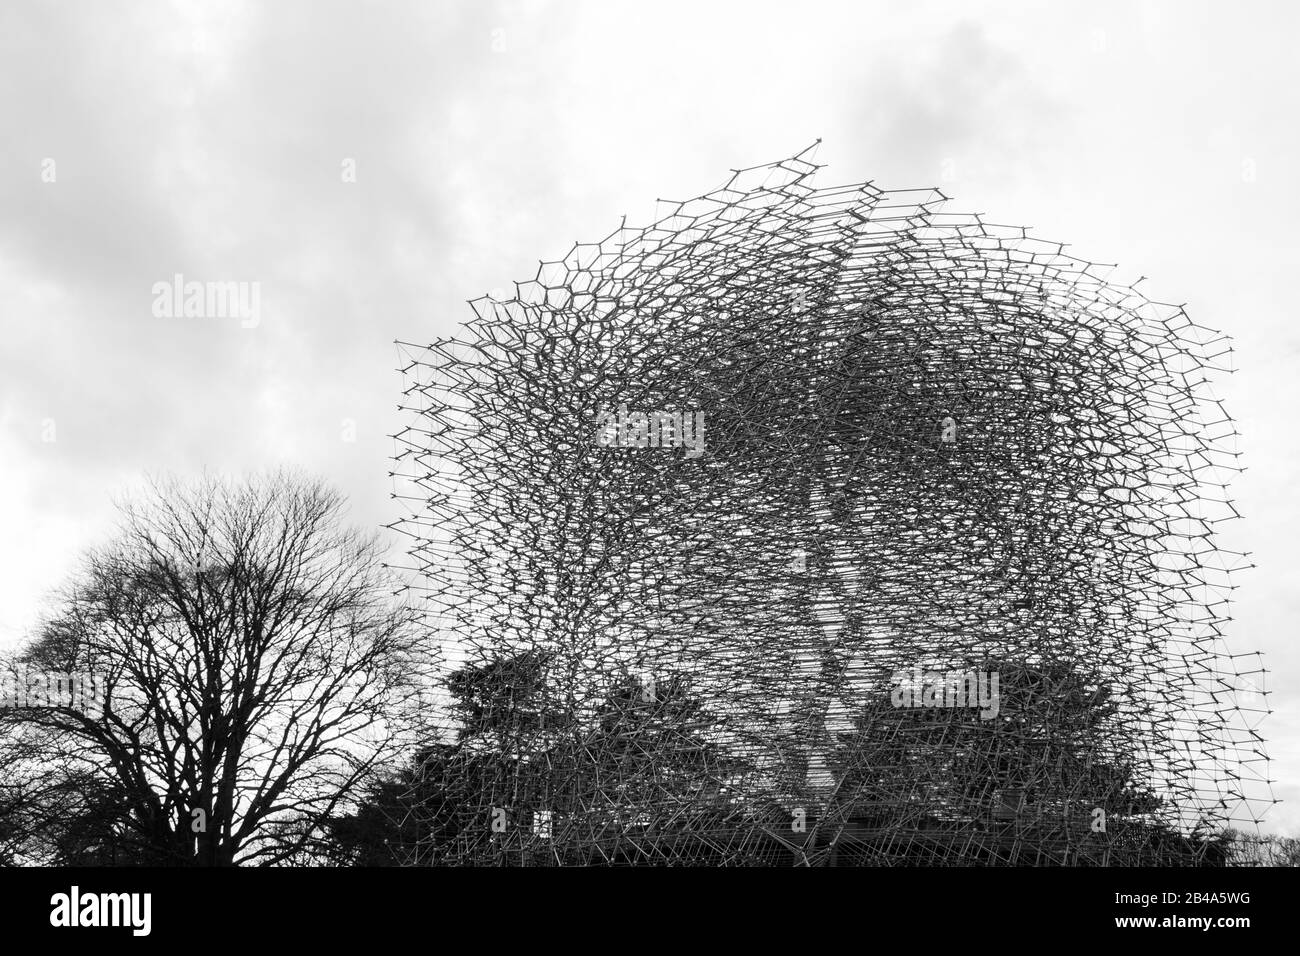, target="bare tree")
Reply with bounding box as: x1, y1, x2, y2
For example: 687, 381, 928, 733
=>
1222, 829, 1300, 867
1, 471, 424, 865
